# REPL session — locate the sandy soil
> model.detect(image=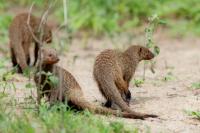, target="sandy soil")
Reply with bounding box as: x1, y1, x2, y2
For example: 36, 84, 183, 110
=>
2, 33, 200, 133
